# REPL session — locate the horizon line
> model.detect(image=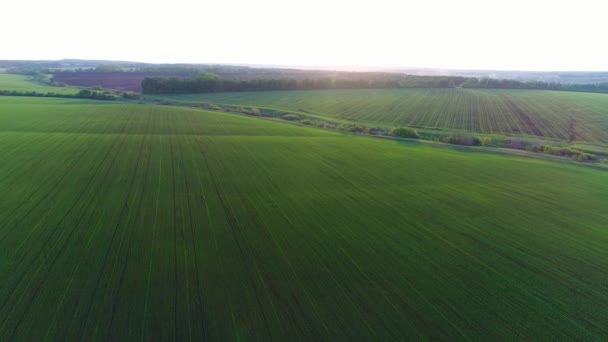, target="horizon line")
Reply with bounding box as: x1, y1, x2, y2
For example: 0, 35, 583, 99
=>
2, 58, 608, 73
